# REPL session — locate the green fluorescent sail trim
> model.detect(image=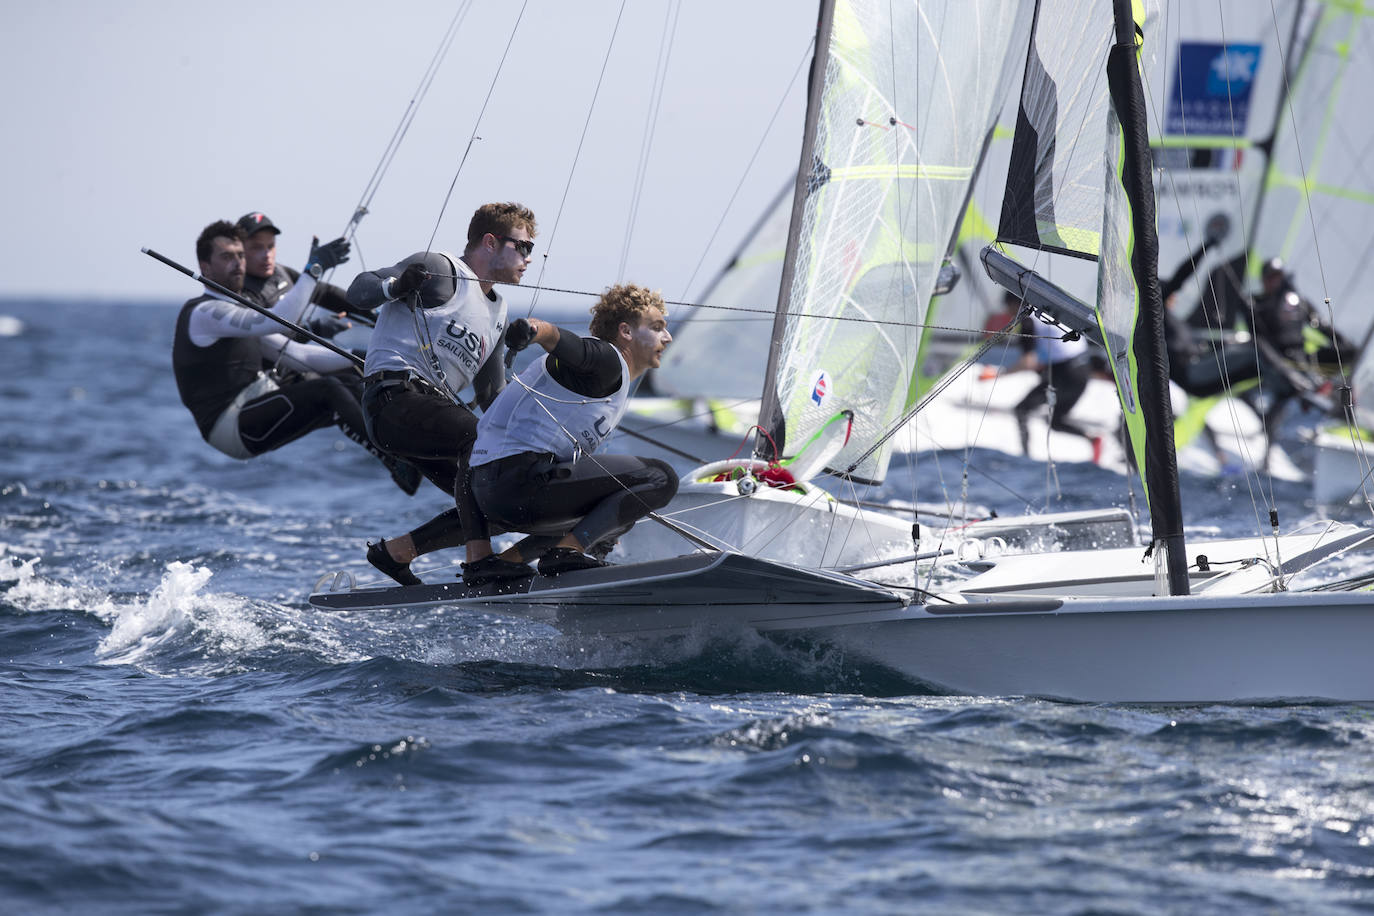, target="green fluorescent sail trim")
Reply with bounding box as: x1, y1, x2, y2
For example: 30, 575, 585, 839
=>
1151, 137, 1255, 149
1172, 379, 1260, 448
826, 163, 974, 182
1264, 9, 1360, 265
1101, 118, 1148, 491
957, 199, 997, 247
1265, 171, 1374, 207
1316, 0, 1374, 20
1173, 394, 1217, 448
730, 250, 786, 272
1038, 220, 1102, 255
